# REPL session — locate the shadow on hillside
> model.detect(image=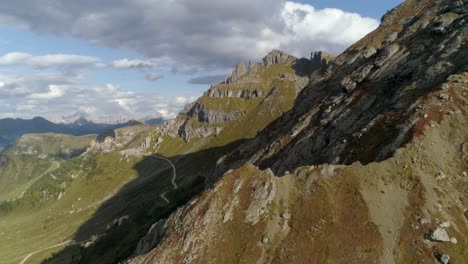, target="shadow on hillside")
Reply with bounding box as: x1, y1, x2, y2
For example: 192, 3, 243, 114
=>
42, 139, 247, 264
